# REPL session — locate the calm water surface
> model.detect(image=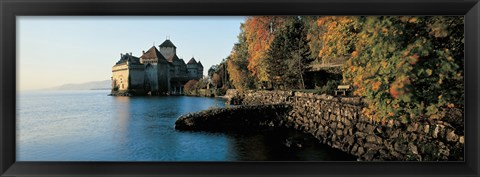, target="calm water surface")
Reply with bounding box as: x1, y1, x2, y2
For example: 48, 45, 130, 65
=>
17, 90, 355, 161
